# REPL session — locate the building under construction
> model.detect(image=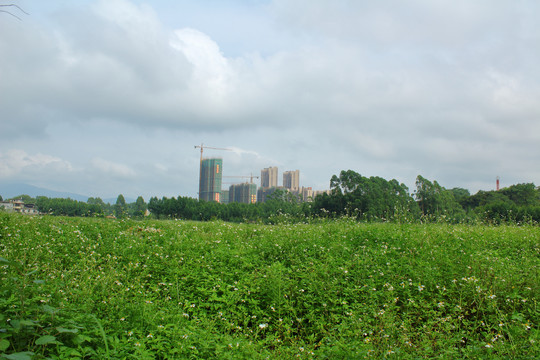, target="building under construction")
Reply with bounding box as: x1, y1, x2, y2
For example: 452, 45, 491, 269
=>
229, 183, 257, 204
195, 144, 327, 204
199, 158, 223, 202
